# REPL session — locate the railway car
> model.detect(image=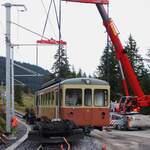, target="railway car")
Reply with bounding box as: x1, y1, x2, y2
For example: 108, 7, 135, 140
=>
34, 78, 110, 129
